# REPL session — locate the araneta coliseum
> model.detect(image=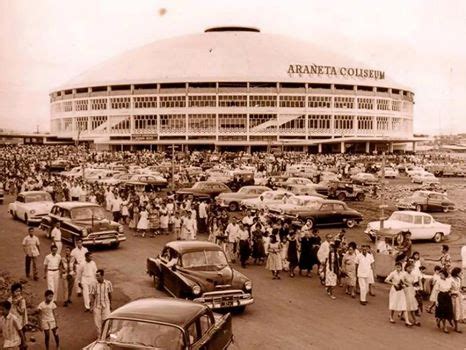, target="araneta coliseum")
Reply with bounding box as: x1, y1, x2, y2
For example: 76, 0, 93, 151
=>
49, 26, 416, 153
